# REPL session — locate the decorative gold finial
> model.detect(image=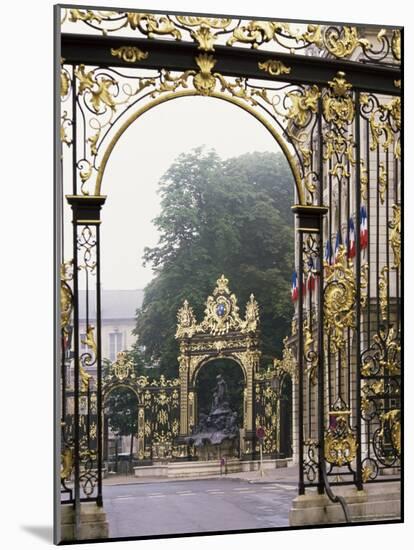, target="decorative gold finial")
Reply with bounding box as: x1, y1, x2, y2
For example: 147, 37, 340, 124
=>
215, 274, 229, 294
